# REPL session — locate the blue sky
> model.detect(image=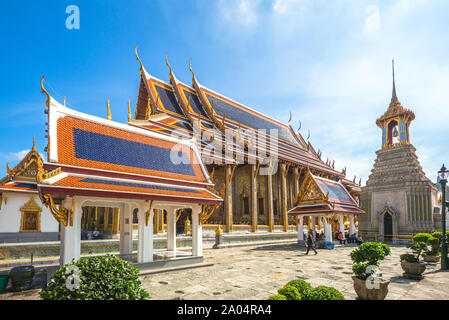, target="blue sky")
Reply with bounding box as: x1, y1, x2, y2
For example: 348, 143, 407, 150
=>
0, 0, 448, 184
